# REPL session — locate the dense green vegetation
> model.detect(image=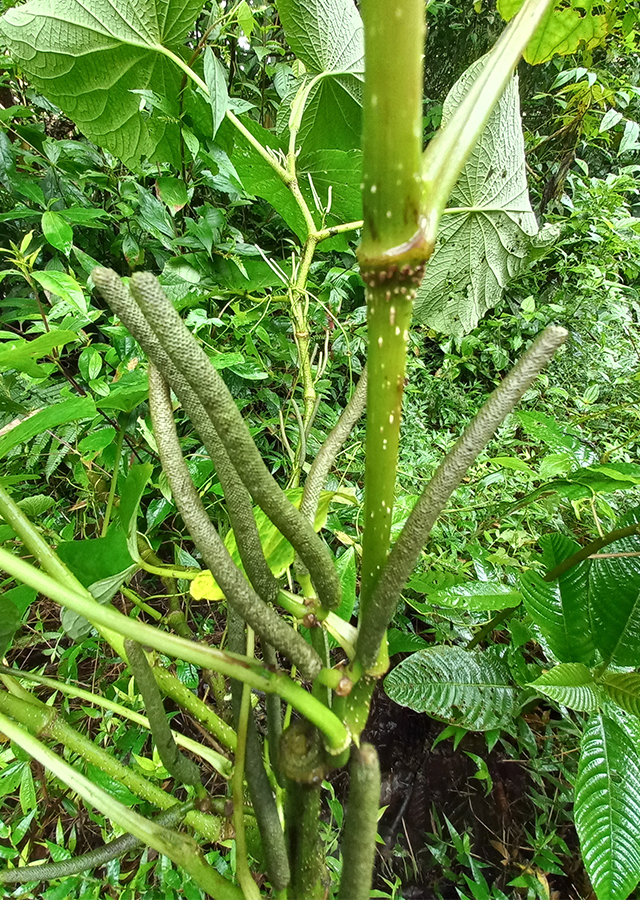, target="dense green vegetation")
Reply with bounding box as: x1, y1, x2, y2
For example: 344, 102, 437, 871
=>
0, 0, 640, 898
